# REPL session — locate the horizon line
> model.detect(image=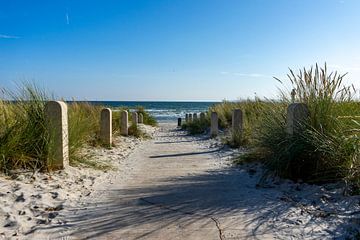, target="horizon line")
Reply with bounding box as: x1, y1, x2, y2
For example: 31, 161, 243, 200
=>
65, 99, 223, 102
